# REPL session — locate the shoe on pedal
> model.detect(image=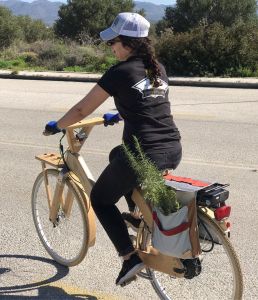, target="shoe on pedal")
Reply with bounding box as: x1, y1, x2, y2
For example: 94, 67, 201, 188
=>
116, 253, 144, 286
181, 258, 202, 279
122, 212, 141, 232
